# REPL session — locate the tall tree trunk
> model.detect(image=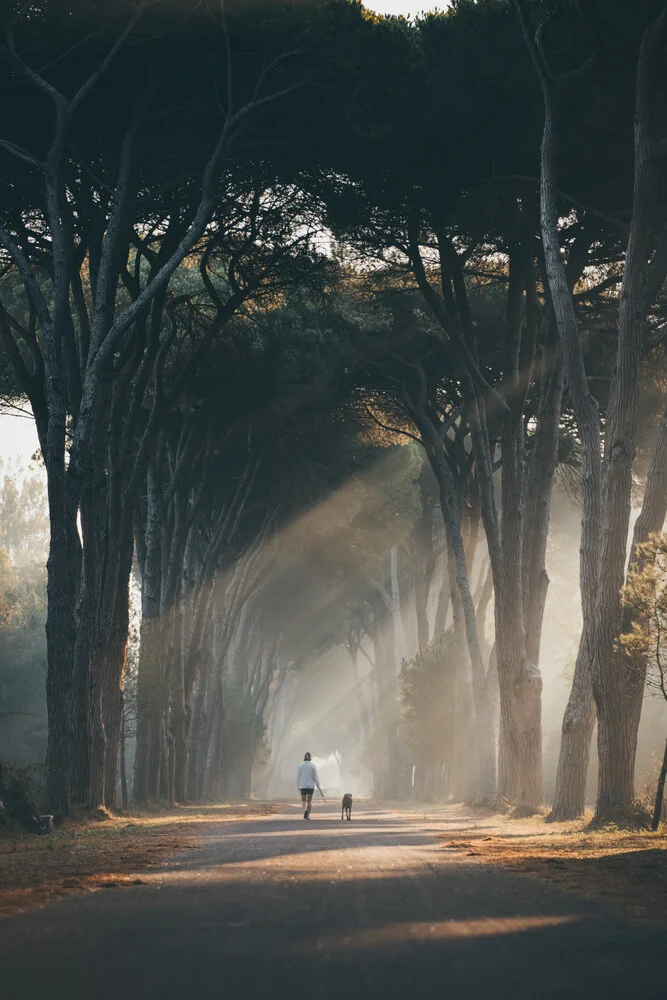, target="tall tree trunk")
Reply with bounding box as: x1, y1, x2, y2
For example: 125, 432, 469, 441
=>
448, 538, 478, 804
414, 476, 436, 652
133, 462, 165, 802
523, 335, 565, 666
592, 13, 667, 824
495, 419, 543, 812
419, 417, 496, 804
186, 673, 207, 801
170, 603, 188, 804
120, 705, 129, 811
102, 530, 133, 810
516, 1, 602, 817
549, 635, 597, 820
70, 493, 102, 806
44, 501, 79, 814
541, 317, 598, 819
652, 737, 667, 831
370, 588, 399, 799
390, 546, 408, 668
350, 650, 371, 748
592, 397, 667, 821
